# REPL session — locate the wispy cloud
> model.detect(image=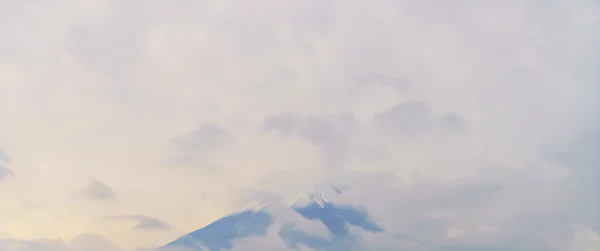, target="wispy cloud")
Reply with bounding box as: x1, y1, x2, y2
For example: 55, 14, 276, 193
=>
105, 215, 170, 232
83, 179, 116, 201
